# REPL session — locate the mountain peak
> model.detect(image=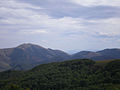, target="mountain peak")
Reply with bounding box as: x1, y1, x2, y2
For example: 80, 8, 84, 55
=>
17, 43, 44, 49
18, 43, 34, 47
